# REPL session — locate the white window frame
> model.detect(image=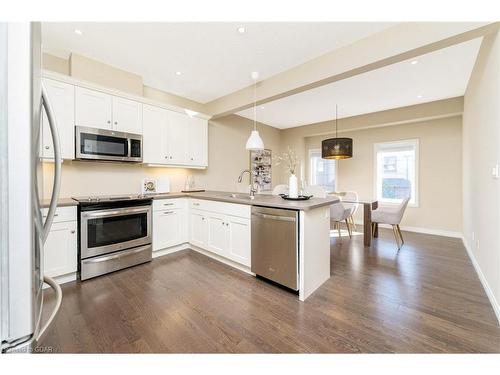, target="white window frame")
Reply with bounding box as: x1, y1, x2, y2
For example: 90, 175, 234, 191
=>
373, 139, 419, 207
308, 148, 338, 193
